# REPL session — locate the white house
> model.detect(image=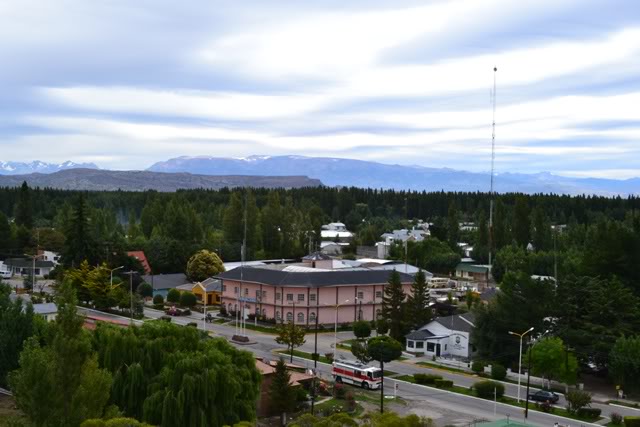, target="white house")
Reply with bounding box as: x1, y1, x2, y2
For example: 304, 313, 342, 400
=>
38, 250, 61, 265
405, 312, 476, 359
4, 258, 55, 278
33, 302, 58, 322
321, 222, 354, 242
320, 241, 349, 255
